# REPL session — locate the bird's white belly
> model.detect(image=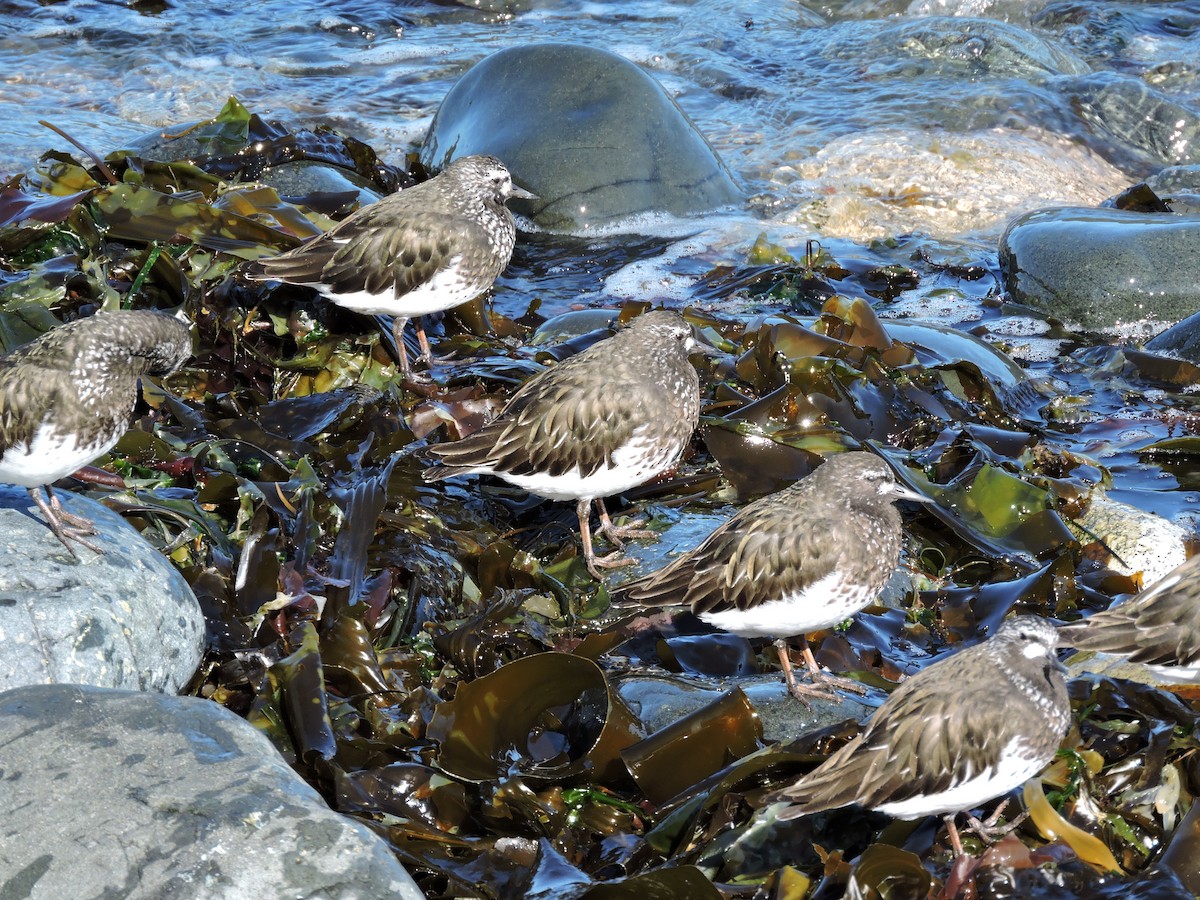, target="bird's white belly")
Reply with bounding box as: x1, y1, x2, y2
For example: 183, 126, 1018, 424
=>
319, 256, 478, 317
0, 424, 114, 488
700, 572, 872, 638
875, 737, 1047, 819
495, 427, 680, 502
